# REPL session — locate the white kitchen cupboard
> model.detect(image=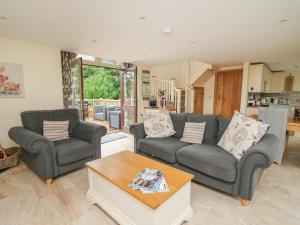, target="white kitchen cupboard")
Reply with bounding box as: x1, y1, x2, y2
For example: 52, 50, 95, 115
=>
248, 64, 272, 92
